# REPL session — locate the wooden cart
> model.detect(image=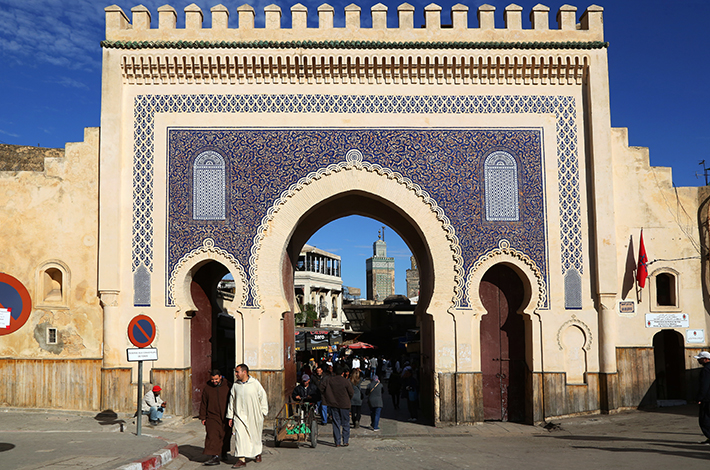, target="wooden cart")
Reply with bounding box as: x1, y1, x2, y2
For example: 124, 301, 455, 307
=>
273, 400, 319, 448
